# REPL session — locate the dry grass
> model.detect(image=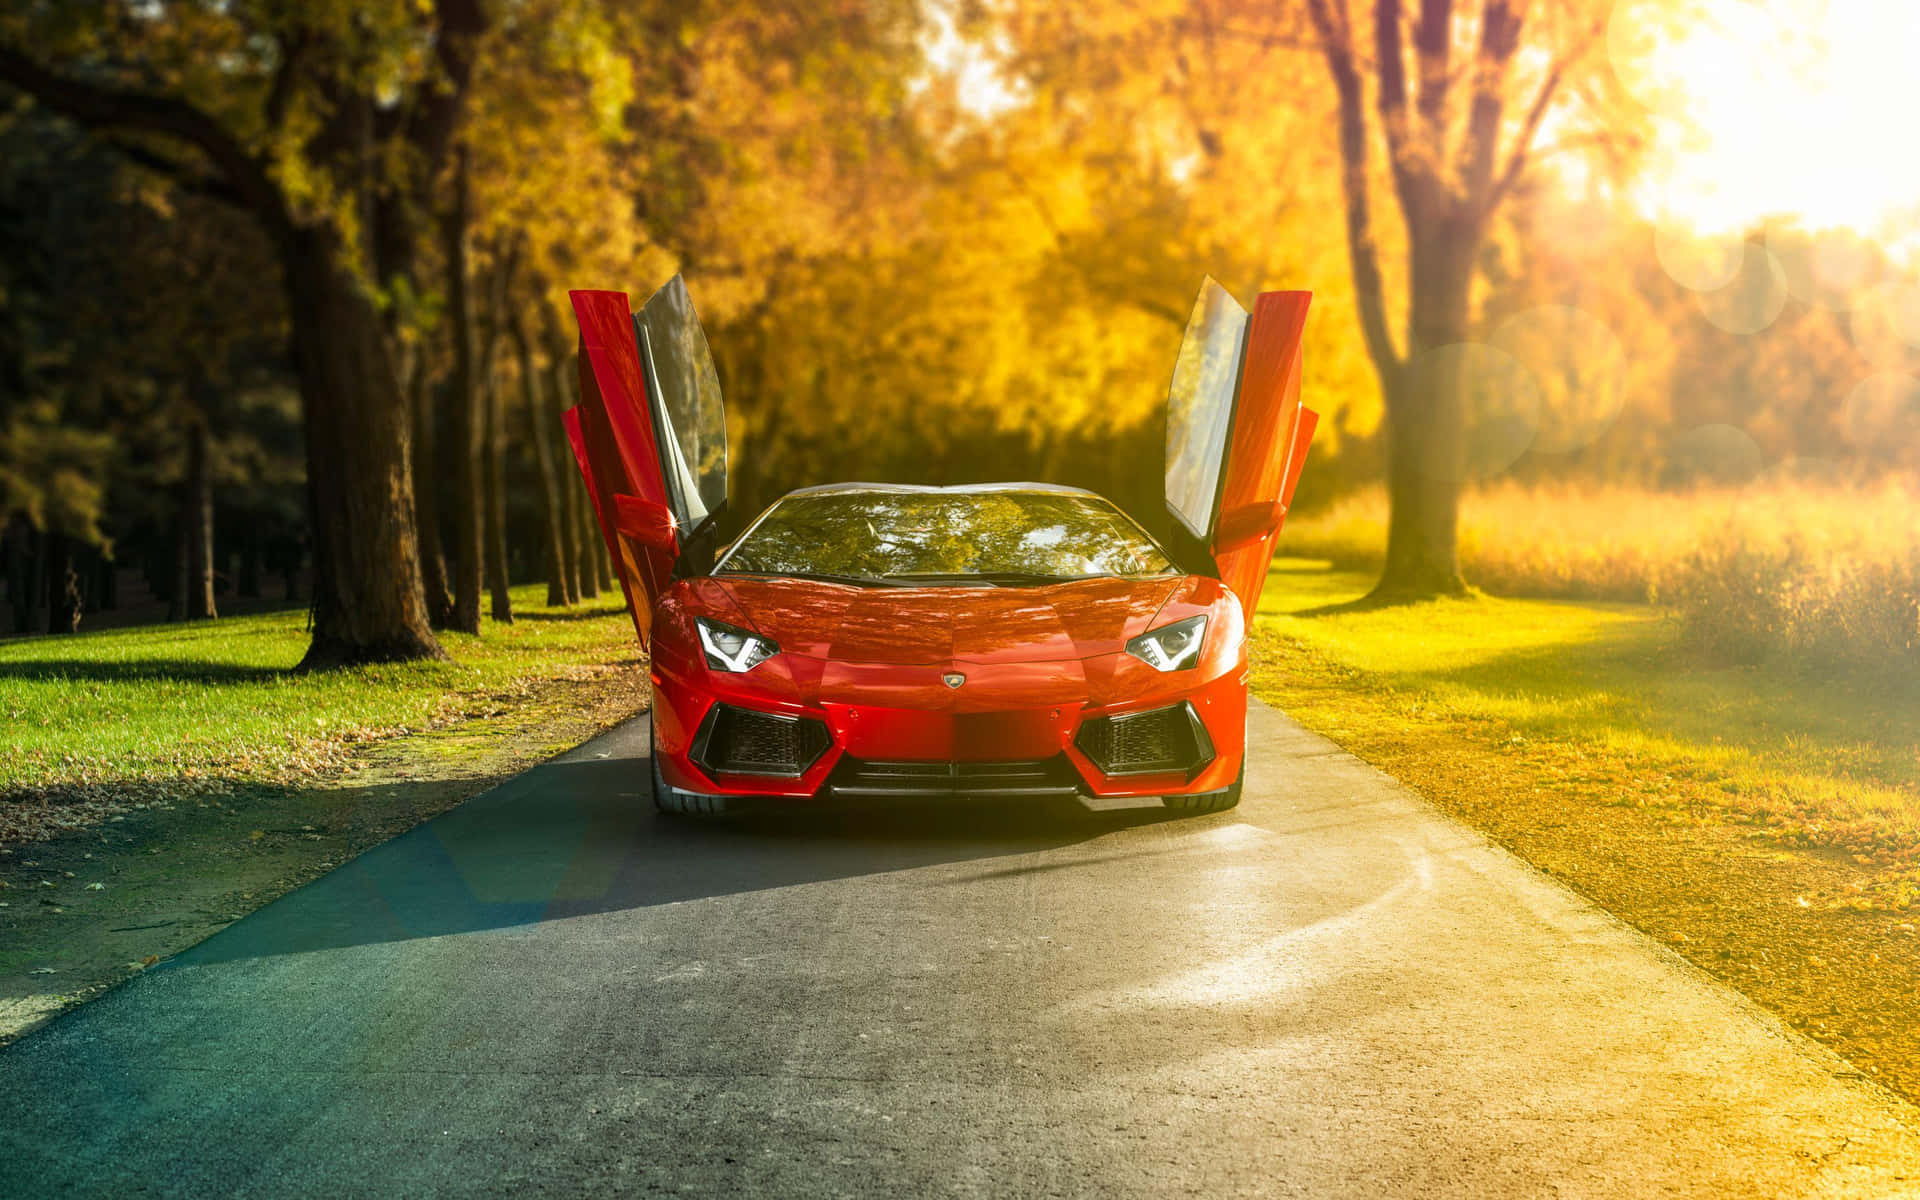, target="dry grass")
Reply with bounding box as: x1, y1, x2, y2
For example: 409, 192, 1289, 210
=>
1279, 479, 1920, 666
1249, 559, 1920, 1101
